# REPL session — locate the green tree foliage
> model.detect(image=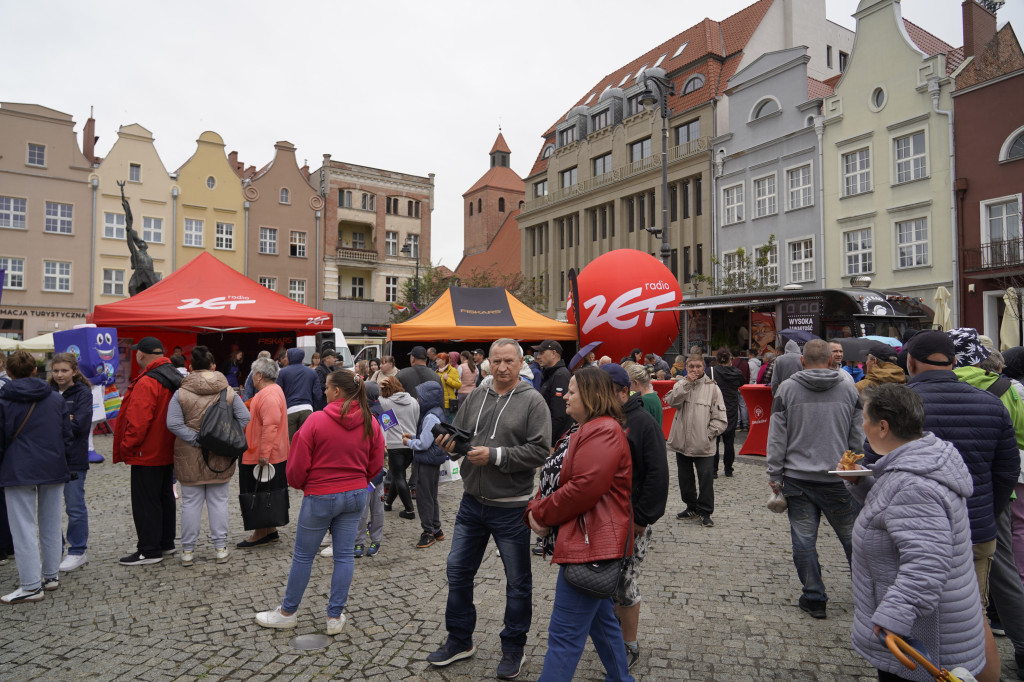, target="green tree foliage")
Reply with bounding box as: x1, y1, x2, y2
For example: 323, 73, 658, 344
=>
693, 234, 778, 296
